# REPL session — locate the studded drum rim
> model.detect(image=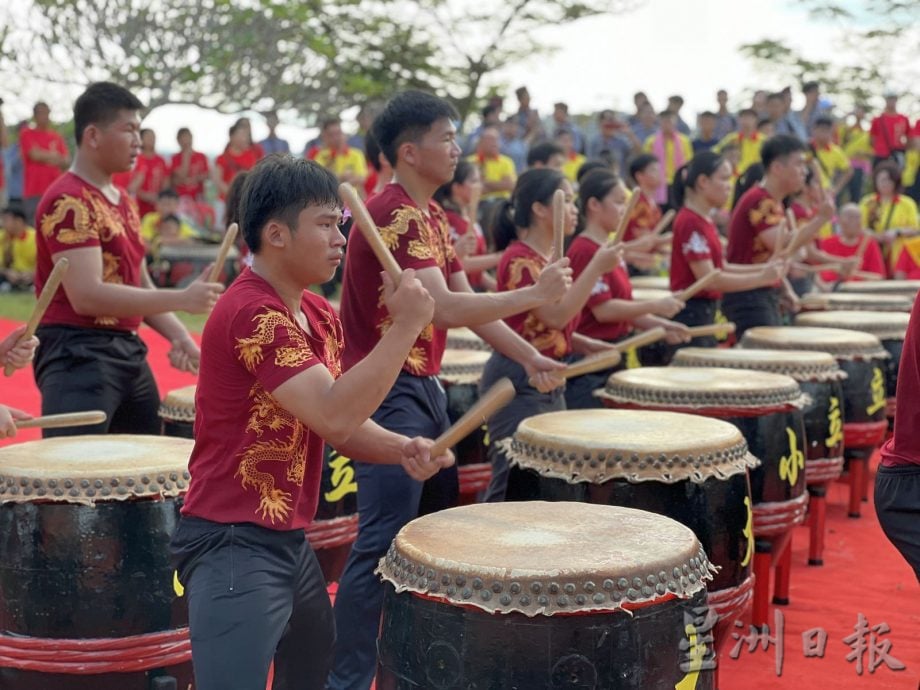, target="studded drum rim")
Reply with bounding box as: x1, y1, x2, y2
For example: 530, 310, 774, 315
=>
597, 366, 805, 410
671, 347, 847, 383
445, 328, 491, 351
158, 384, 197, 423
439, 349, 491, 385
500, 409, 759, 484
376, 502, 715, 617
741, 326, 890, 361
800, 292, 913, 312
0, 435, 193, 505
794, 311, 909, 342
